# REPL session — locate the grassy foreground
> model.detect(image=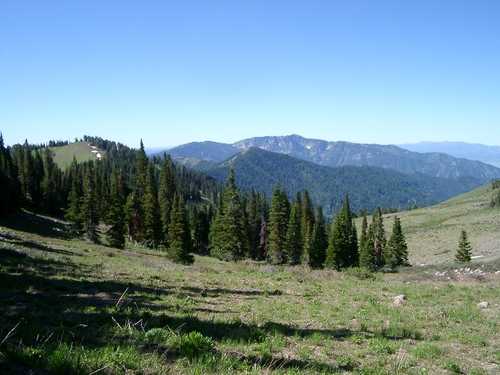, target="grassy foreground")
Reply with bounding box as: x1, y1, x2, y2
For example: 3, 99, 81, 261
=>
0, 212, 499, 374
